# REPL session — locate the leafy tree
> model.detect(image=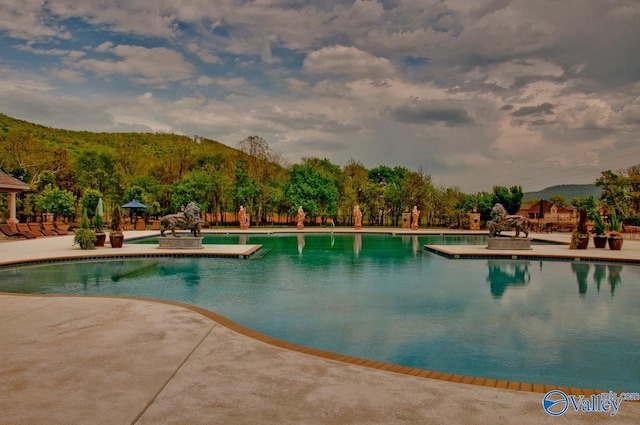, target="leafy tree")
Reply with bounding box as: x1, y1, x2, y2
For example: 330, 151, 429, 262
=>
0, 129, 51, 185
284, 161, 340, 223
196, 153, 233, 225
434, 186, 464, 228
460, 192, 493, 214
123, 185, 147, 205
341, 159, 369, 225
367, 165, 403, 225
232, 160, 259, 221
36, 184, 76, 220
237, 136, 288, 224
36, 170, 56, 191
302, 158, 342, 223
622, 164, 640, 218
150, 140, 195, 186
596, 170, 628, 217
549, 195, 568, 208
171, 171, 213, 213
114, 135, 153, 186
402, 168, 433, 226
74, 149, 121, 198
49, 149, 76, 193
80, 188, 103, 219
492, 185, 523, 214
130, 175, 170, 213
